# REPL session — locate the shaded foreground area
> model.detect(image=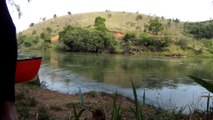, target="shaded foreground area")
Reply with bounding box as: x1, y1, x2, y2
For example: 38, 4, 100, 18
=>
15, 83, 213, 120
